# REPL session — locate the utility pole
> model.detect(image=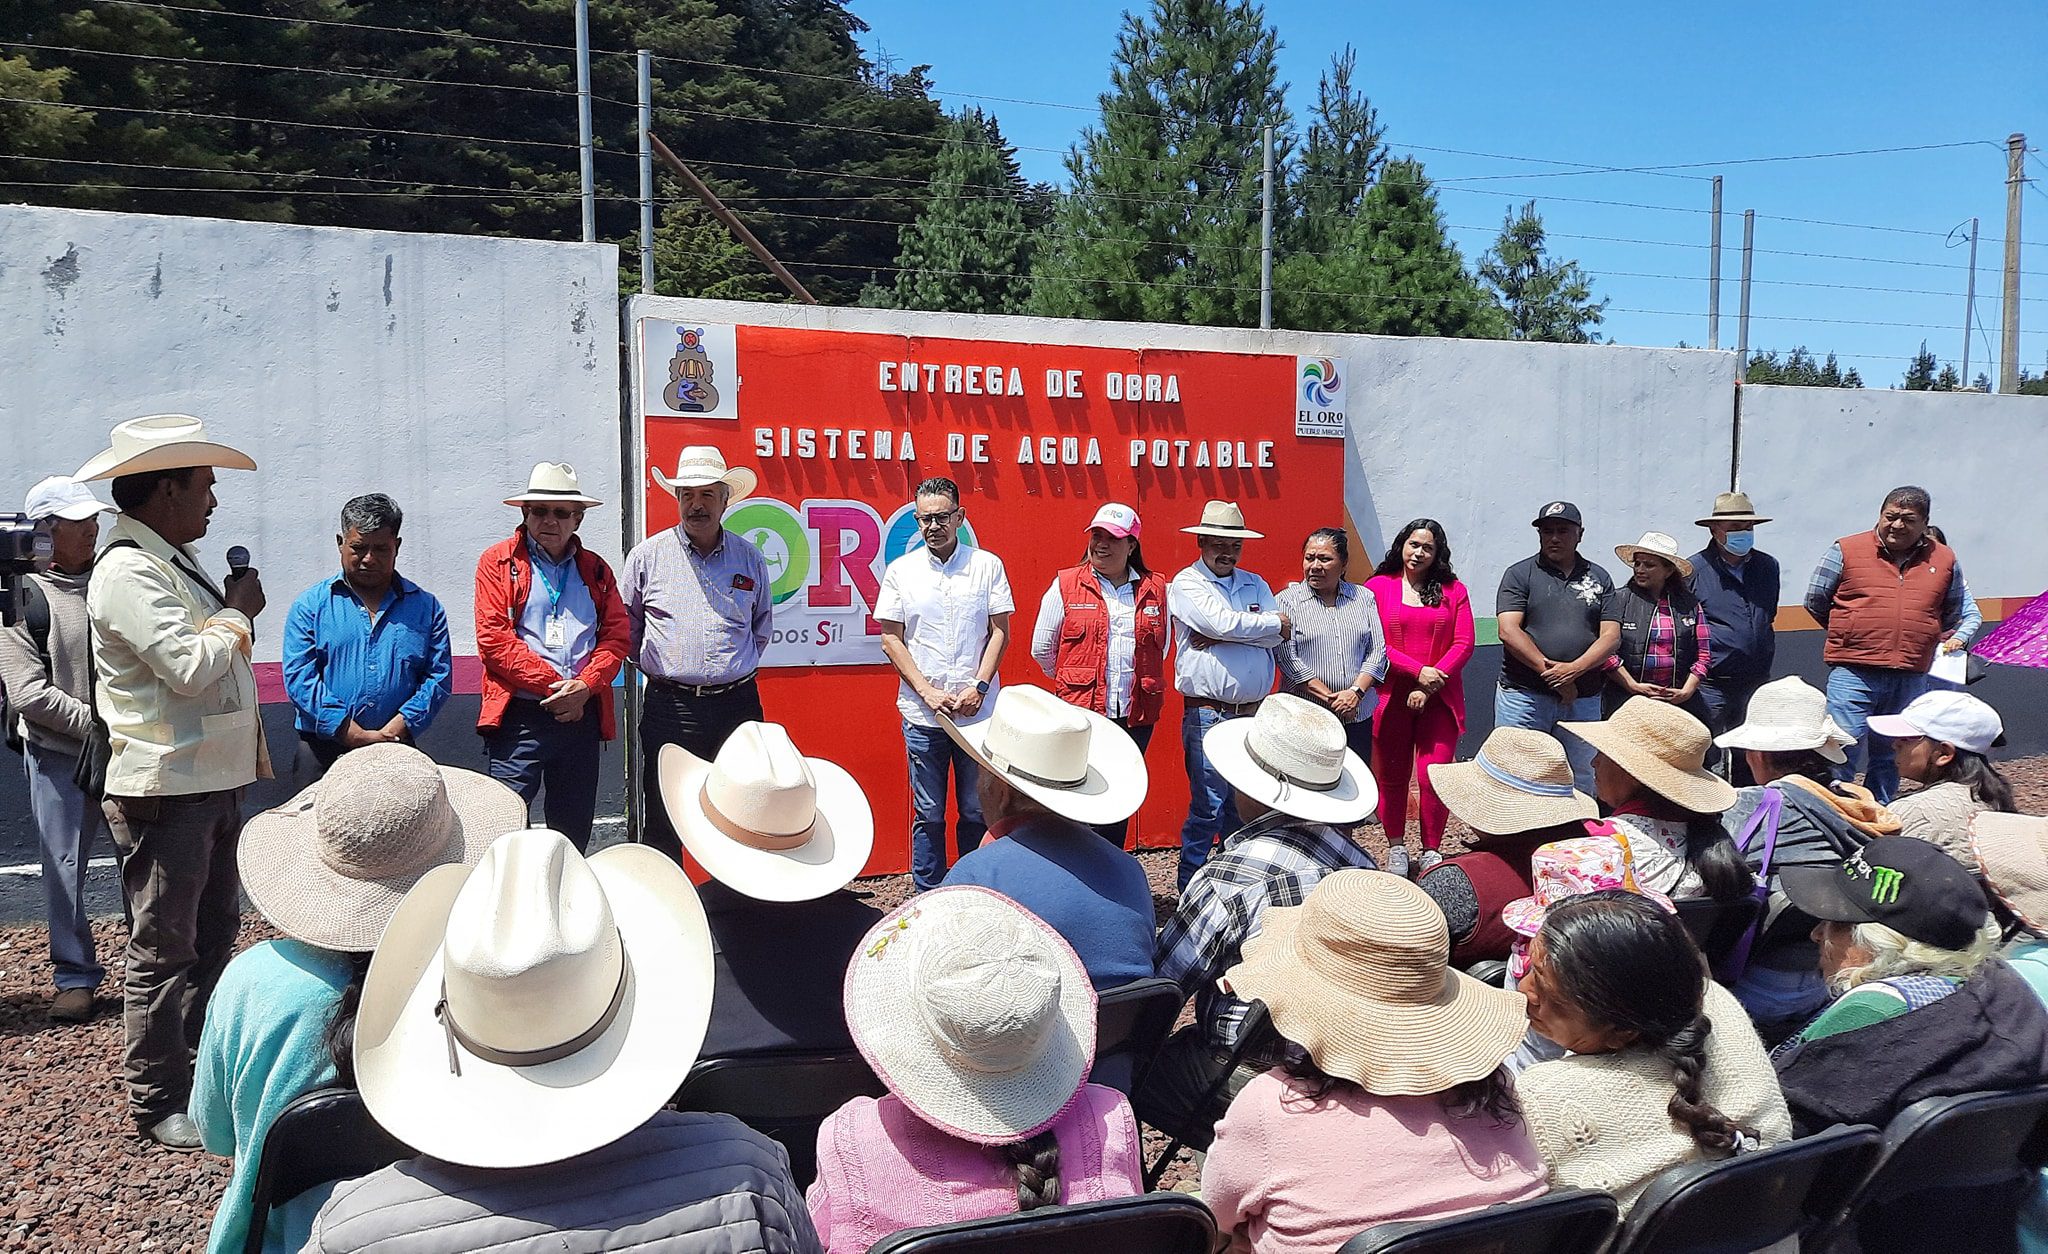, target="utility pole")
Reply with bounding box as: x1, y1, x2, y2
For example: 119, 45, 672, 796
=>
649, 133, 817, 303
1259, 123, 1274, 330
637, 50, 654, 294
1961, 217, 1979, 387
574, 0, 595, 243
2001, 132, 2025, 392
1707, 176, 1722, 349
1736, 209, 1754, 369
